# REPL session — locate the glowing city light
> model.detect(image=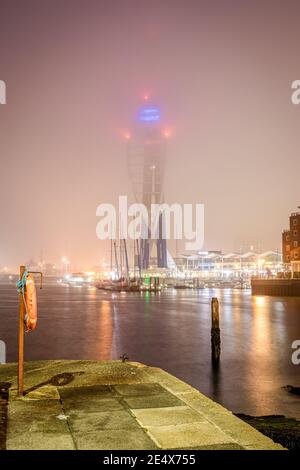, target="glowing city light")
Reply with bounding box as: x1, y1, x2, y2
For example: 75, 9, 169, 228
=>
139, 107, 160, 122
